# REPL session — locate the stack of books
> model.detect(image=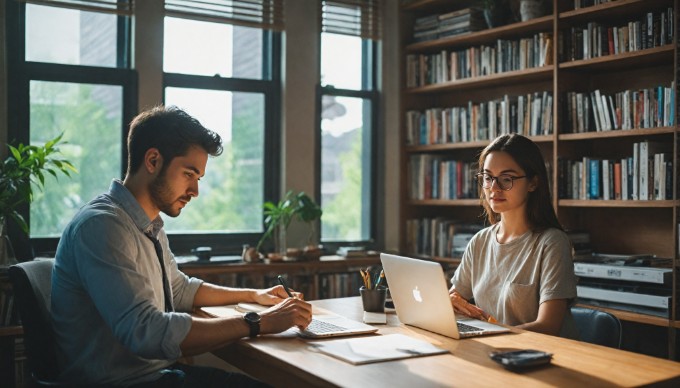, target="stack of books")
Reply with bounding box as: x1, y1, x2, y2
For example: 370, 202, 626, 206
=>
412, 8, 485, 43
574, 253, 672, 318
